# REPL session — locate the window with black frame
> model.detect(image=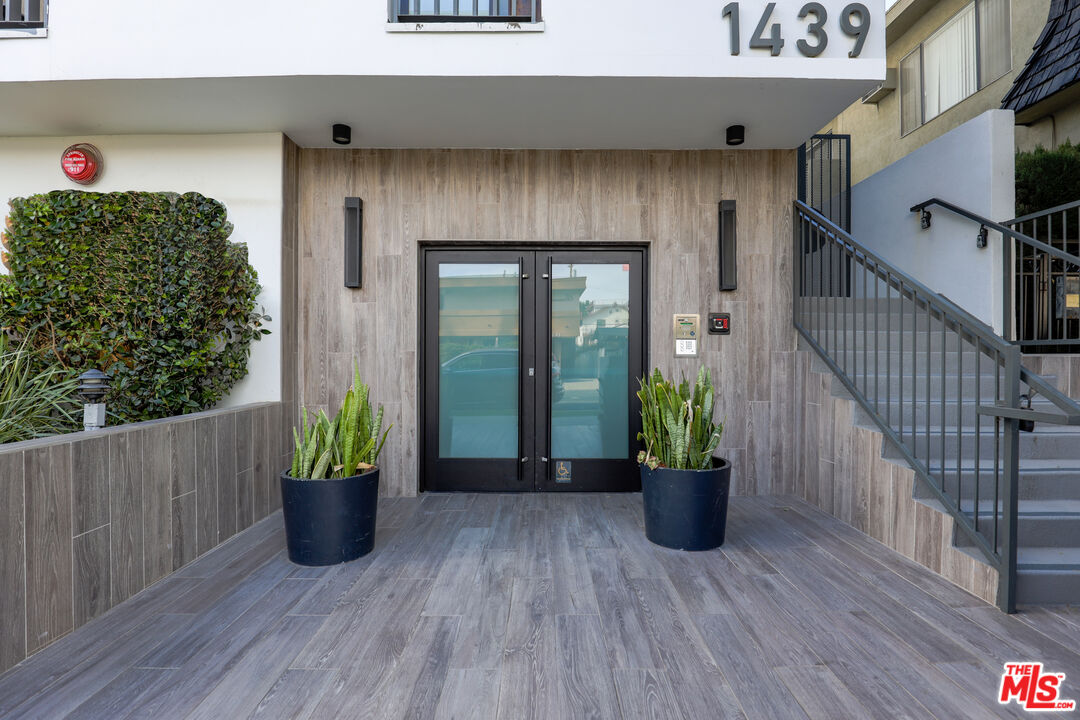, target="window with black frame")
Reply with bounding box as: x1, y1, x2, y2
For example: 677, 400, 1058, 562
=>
391, 0, 539, 22
899, 0, 1011, 136
0, 0, 46, 29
